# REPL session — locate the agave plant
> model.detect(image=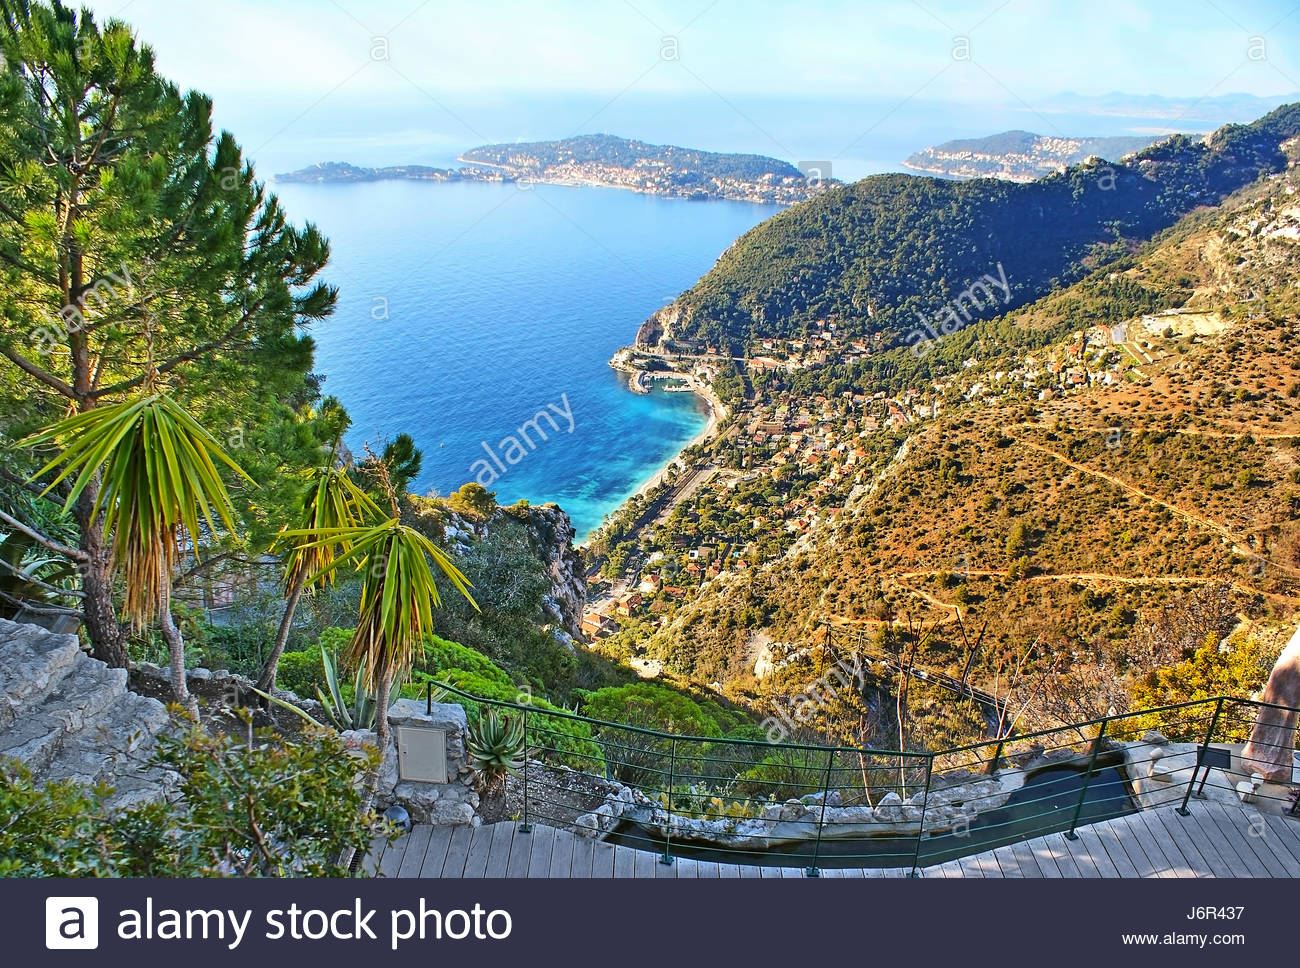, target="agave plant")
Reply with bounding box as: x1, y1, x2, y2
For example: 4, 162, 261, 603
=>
316, 647, 377, 732
0, 531, 78, 619
467, 709, 526, 799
